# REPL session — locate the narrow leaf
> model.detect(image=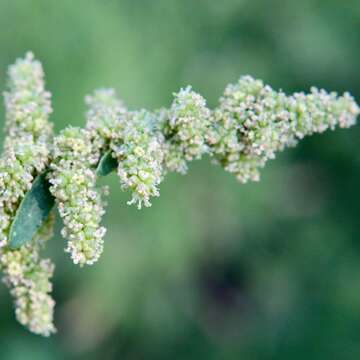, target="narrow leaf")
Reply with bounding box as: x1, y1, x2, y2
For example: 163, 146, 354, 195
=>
8, 172, 55, 249
96, 150, 117, 177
